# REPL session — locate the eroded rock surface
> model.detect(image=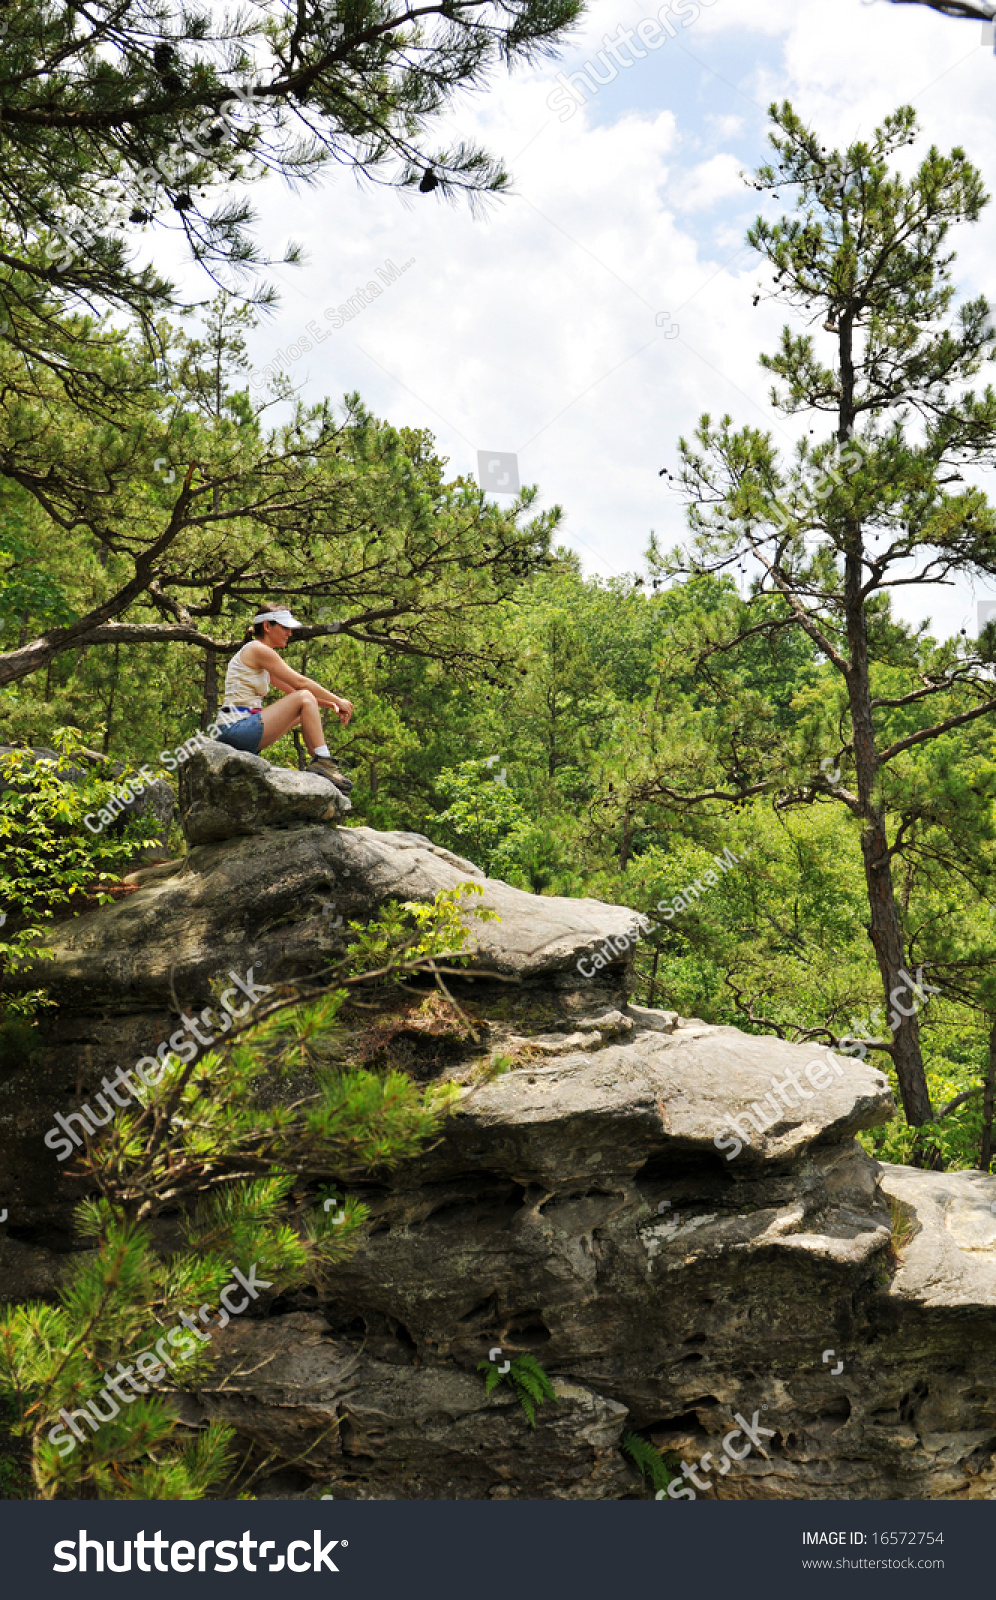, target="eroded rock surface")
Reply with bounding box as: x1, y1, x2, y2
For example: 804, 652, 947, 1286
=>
187, 1034, 996, 1502
17, 747, 647, 1009
174, 1313, 631, 1501
179, 739, 350, 844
